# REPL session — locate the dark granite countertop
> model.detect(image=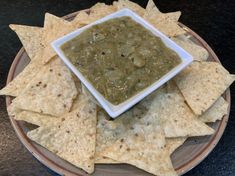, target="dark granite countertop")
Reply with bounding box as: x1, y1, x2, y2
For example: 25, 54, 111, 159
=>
0, 0, 234, 175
